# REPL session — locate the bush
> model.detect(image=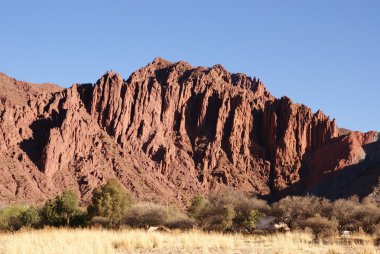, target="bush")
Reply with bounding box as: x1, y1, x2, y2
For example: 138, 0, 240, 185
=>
19, 206, 40, 228
193, 188, 265, 232
188, 194, 206, 219
88, 216, 111, 228
352, 203, 380, 234
41, 190, 81, 227
202, 204, 236, 232
88, 179, 132, 225
70, 209, 88, 227
123, 202, 194, 230
273, 195, 332, 229
331, 197, 360, 232
0, 205, 40, 231
233, 208, 261, 232
207, 188, 270, 213
301, 215, 338, 239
